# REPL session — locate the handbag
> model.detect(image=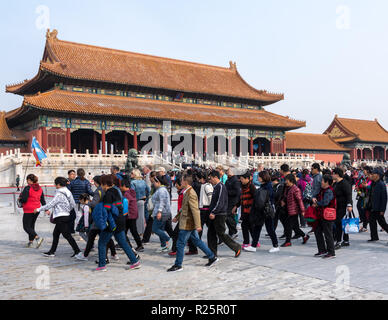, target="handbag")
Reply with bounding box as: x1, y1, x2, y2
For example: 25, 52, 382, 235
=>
342, 210, 360, 234
323, 208, 336, 221
304, 206, 318, 225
